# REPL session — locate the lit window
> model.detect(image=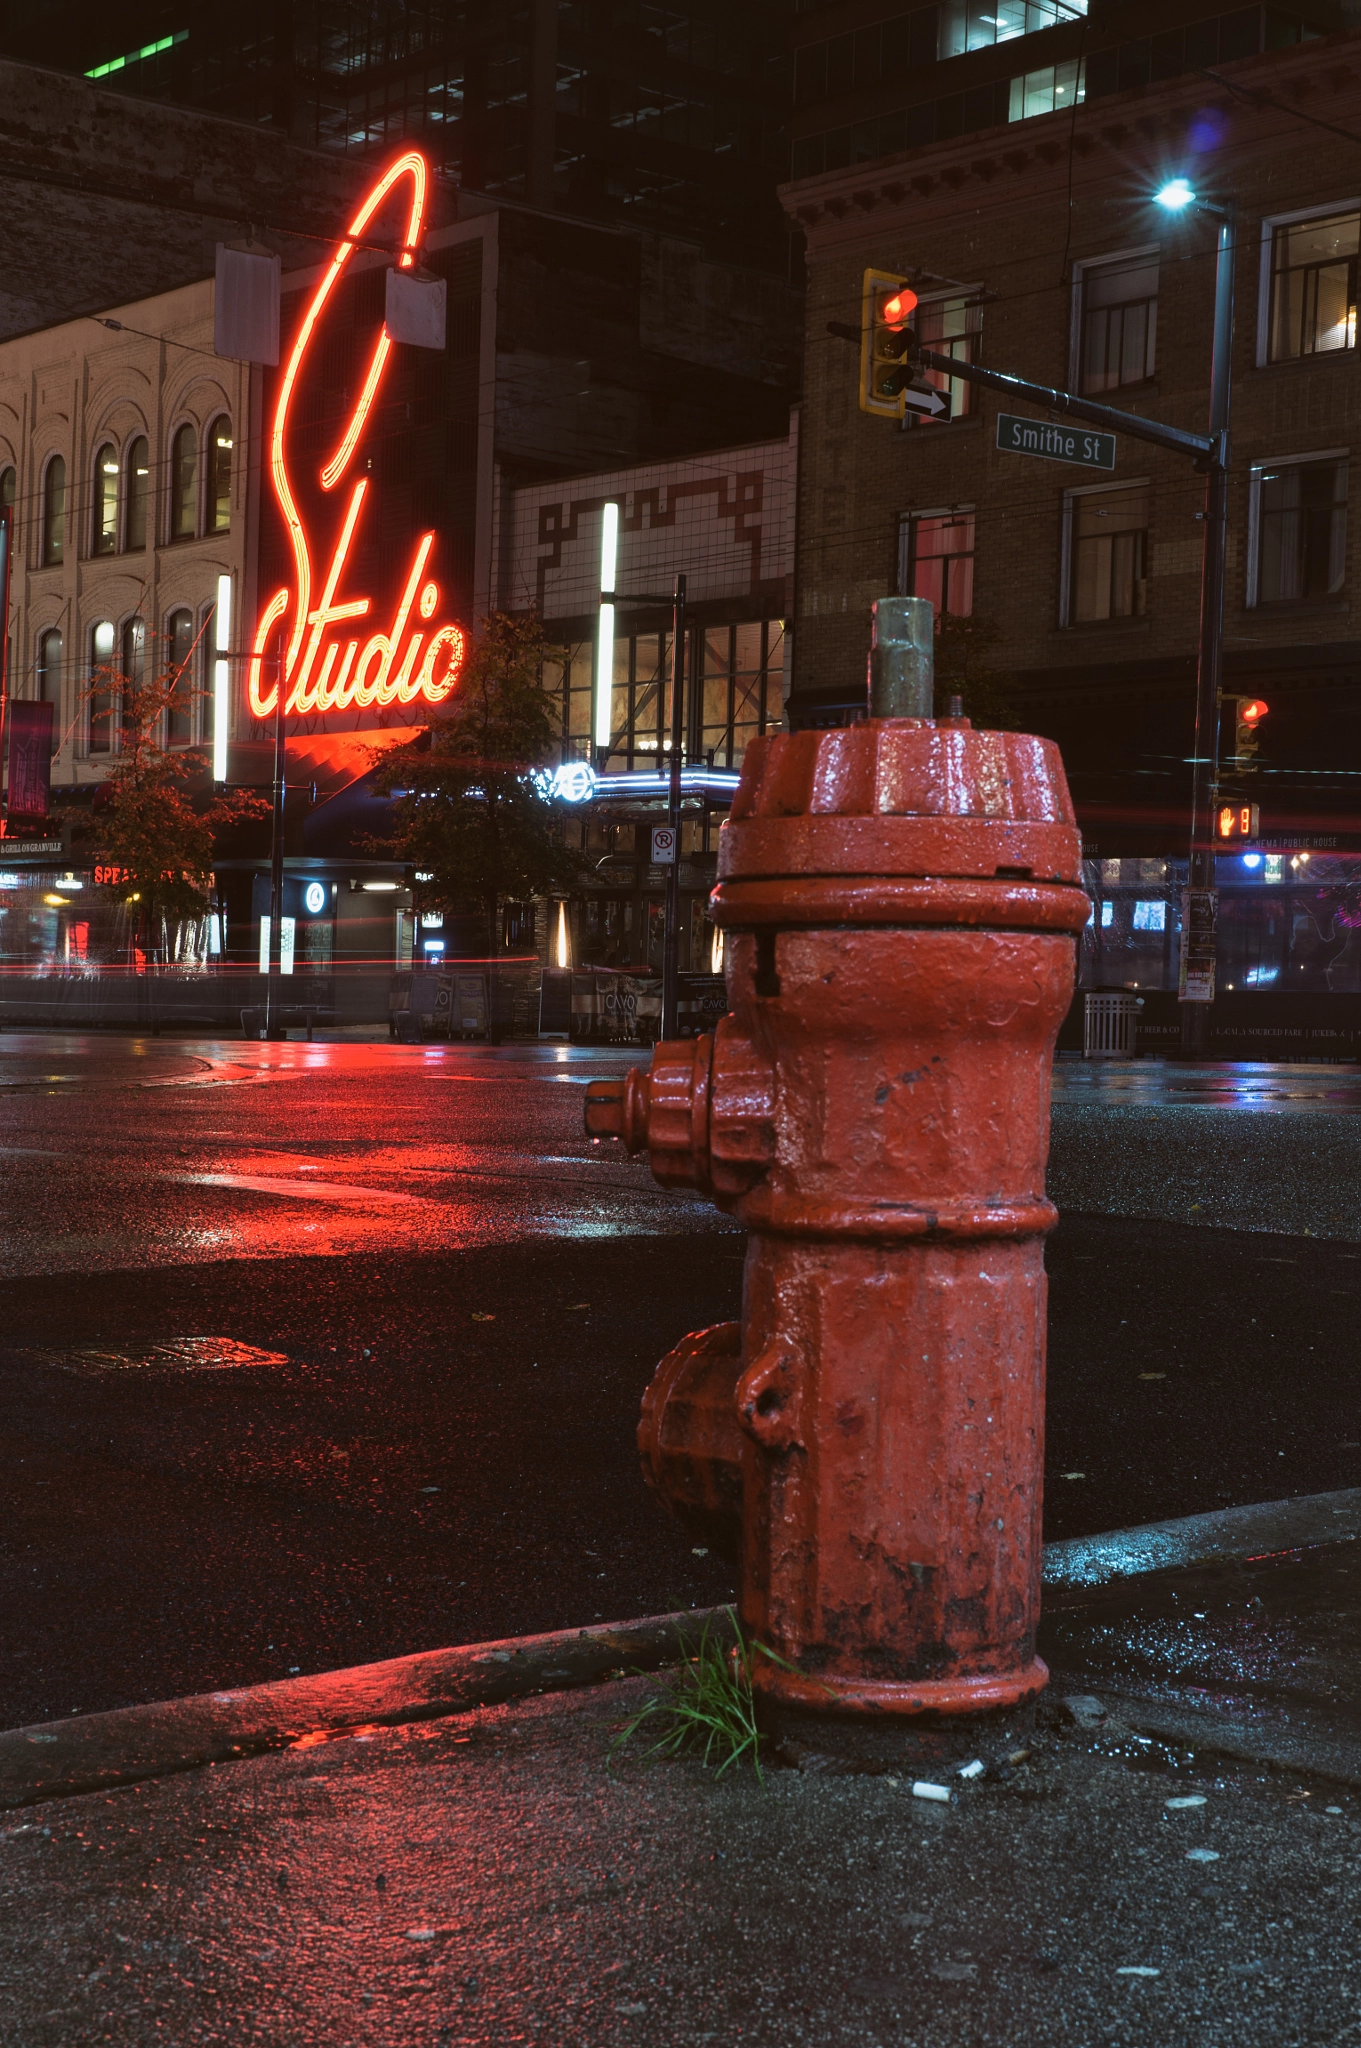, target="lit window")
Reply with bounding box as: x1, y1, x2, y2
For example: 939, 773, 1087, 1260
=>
1008, 58, 1084, 121
1252, 456, 1347, 603
899, 511, 974, 616
166, 609, 196, 746
208, 416, 232, 533
1268, 209, 1358, 362
941, 0, 1085, 57
125, 437, 148, 552
1078, 253, 1157, 394
1067, 483, 1149, 623
93, 445, 118, 555
88, 620, 116, 754
1132, 899, 1166, 931
909, 295, 981, 426
1100, 901, 1114, 927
